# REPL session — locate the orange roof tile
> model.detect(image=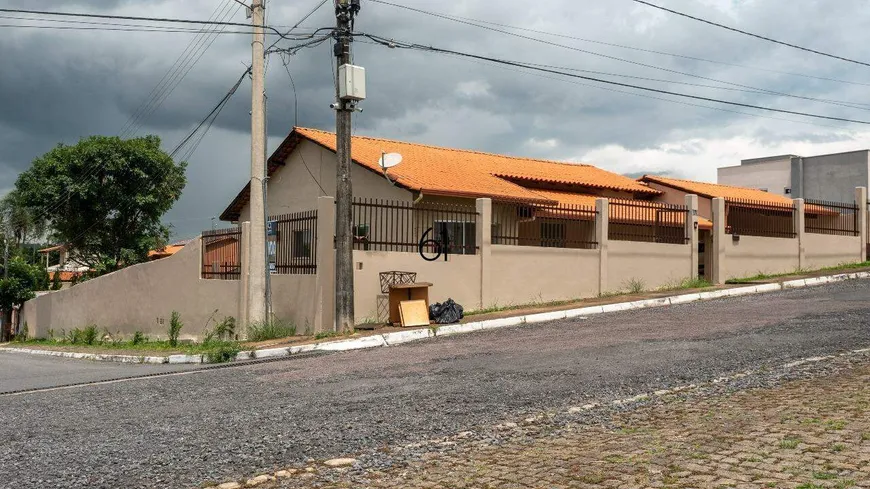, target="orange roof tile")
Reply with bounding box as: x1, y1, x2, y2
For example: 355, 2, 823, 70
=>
640, 175, 795, 204
221, 127, 659, 221
48, 271, 83, 282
